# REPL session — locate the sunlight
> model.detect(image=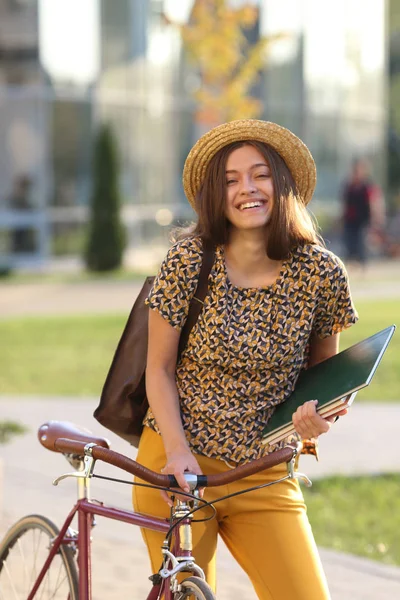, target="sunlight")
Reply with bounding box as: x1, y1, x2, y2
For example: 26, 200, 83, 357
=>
38, 0, 100, 85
